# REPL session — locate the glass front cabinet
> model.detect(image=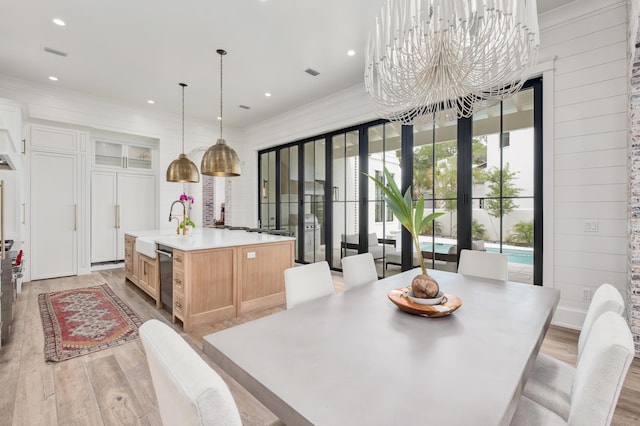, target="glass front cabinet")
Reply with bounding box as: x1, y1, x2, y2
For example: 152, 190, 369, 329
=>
94, 140, 153, 170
